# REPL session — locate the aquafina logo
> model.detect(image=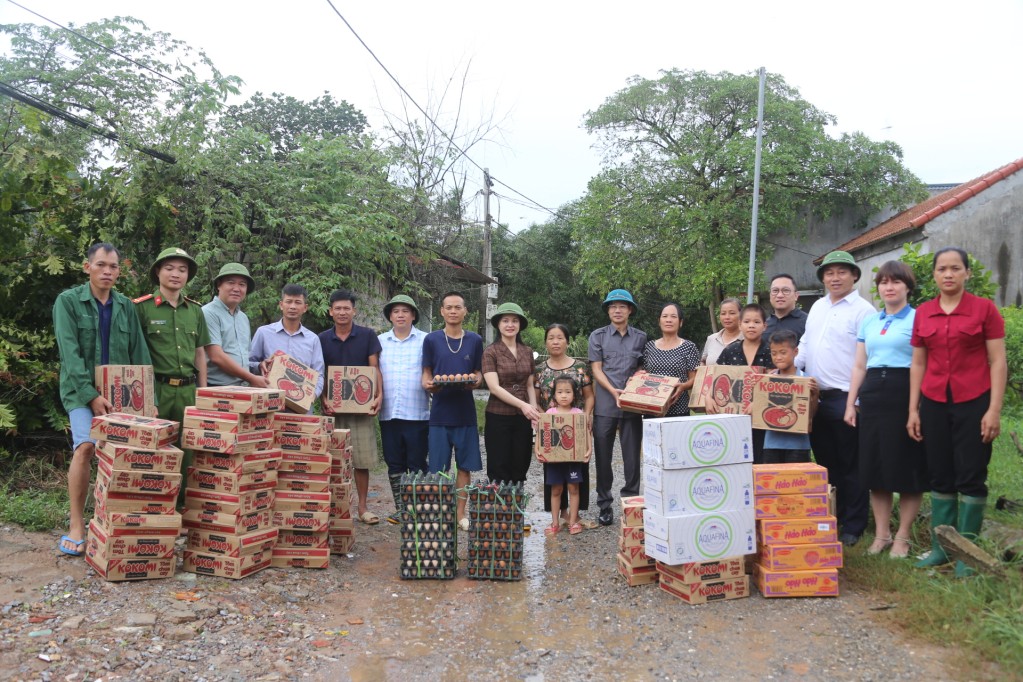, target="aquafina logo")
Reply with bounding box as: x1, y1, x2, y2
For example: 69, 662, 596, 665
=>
695, 515, 733, 558
687, 469, 728, 511
688, 422, 728, 464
